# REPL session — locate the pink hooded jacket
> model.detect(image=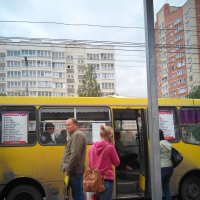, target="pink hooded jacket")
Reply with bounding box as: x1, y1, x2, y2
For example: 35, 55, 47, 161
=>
88, 140, 120, 180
